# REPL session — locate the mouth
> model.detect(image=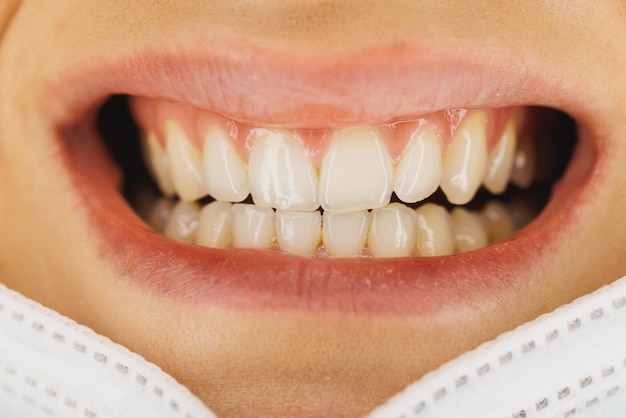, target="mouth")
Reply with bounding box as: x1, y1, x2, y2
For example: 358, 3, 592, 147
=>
52, 42, 596, 315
